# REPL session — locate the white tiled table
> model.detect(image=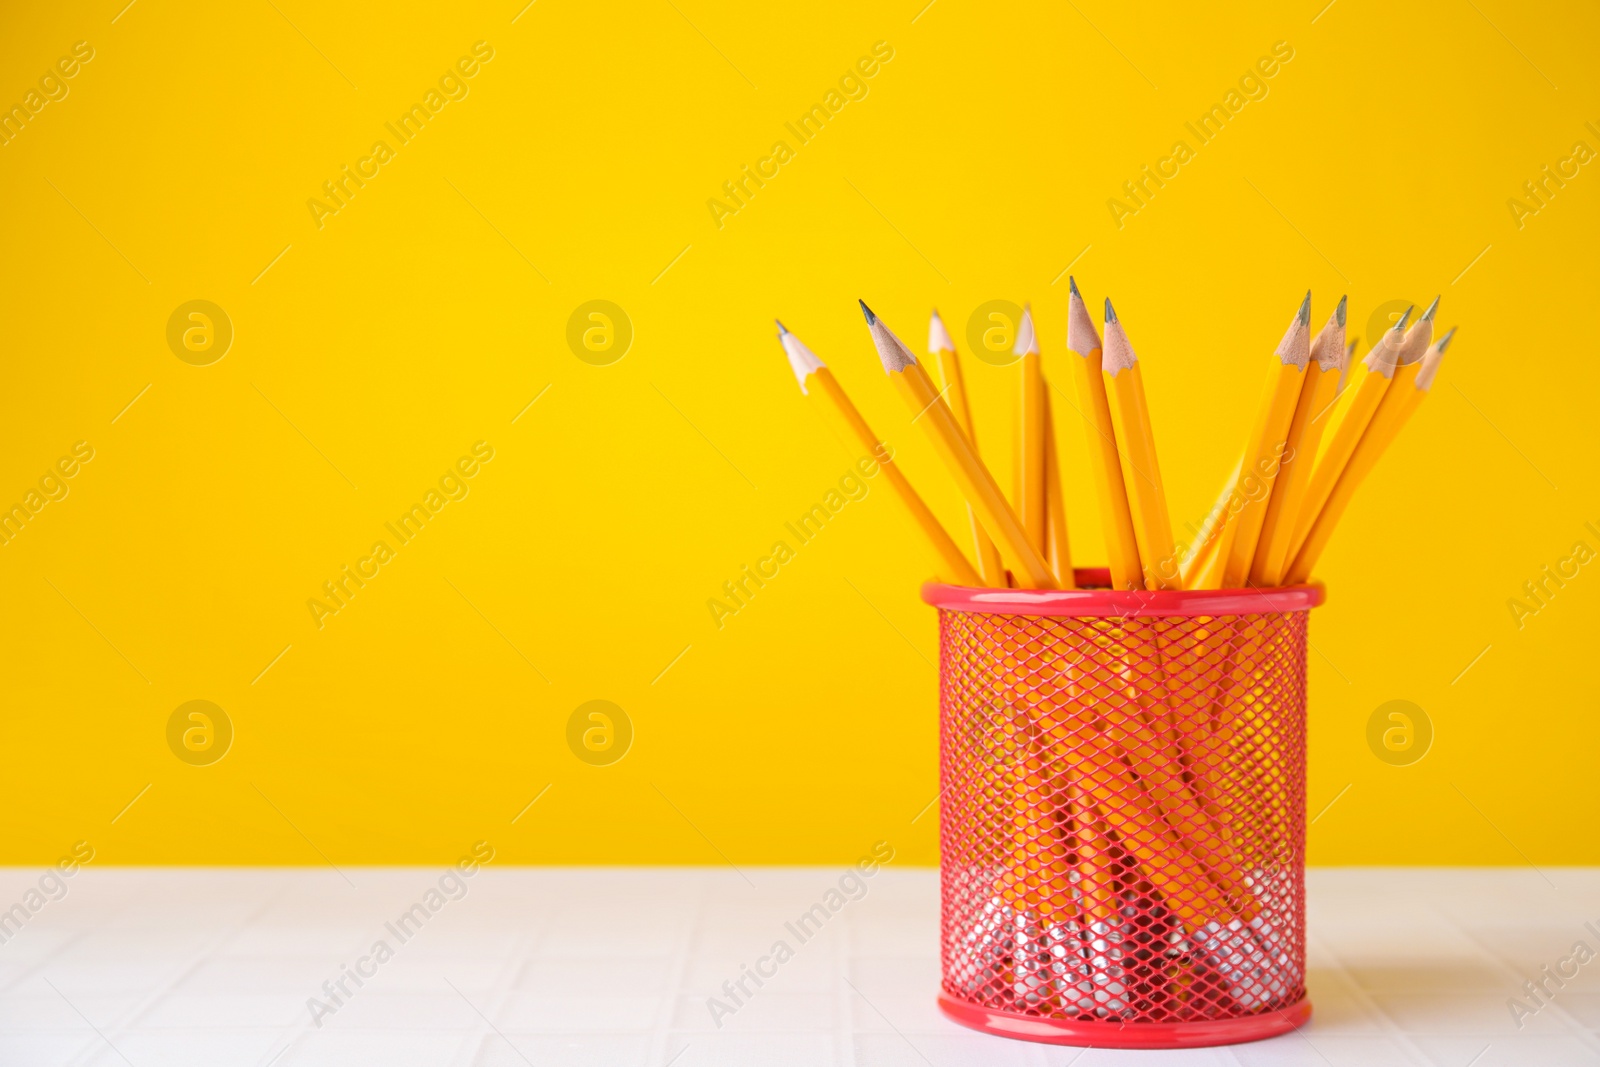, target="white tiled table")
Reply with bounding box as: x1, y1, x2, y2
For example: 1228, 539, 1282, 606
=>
2, 867, 1597, 1065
